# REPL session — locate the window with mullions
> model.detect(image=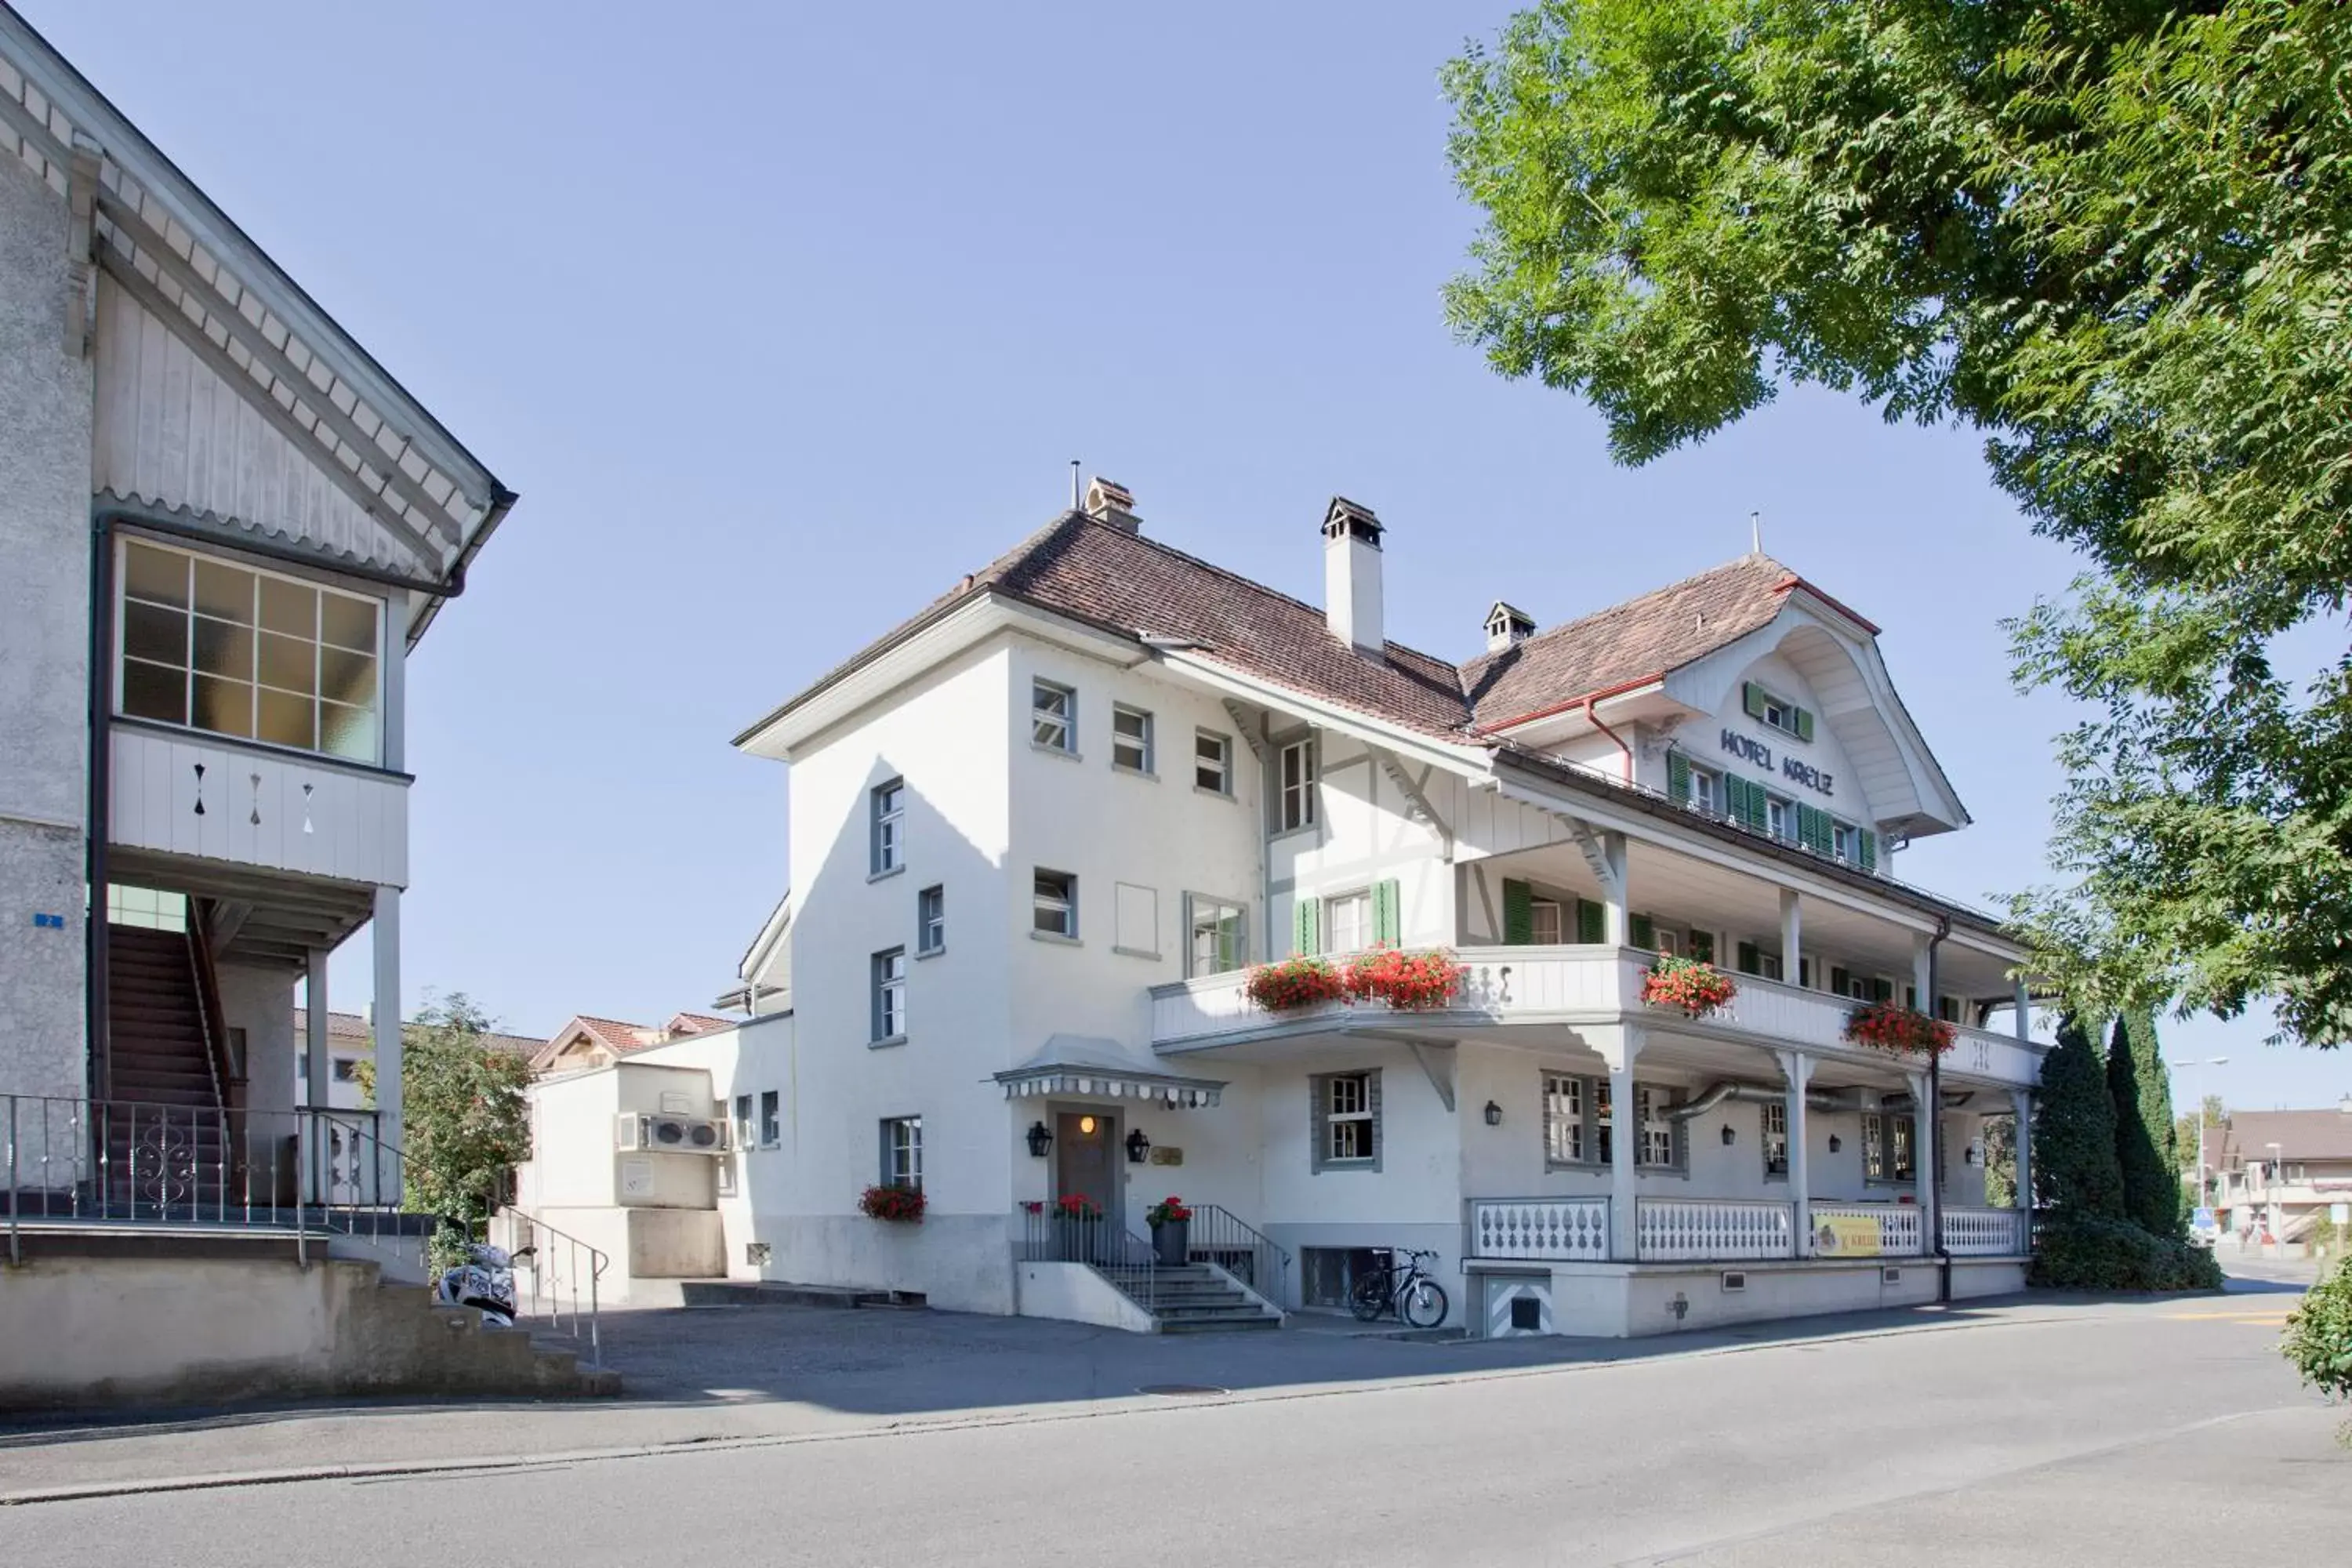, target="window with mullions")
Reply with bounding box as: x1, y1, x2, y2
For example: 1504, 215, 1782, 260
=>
881, 1116, 923, 1189
1112, 704, 1153, 772
1187, 895, 1246, 976
917, 885, 945, 956
1762, 1100, 1788, 1177
118, 538, 383, 763
1278, 739, 1317, 831
872, 948, 907, 1040
1033, 870, 1077, 938
871, 779, 906, 874
1320, 1072, 1376, 1165
1543, 1073, 1586, 1164
1032, 680, 1076, 752
1194, 730, 1232, 794
1863, 1112, 1917, 1183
